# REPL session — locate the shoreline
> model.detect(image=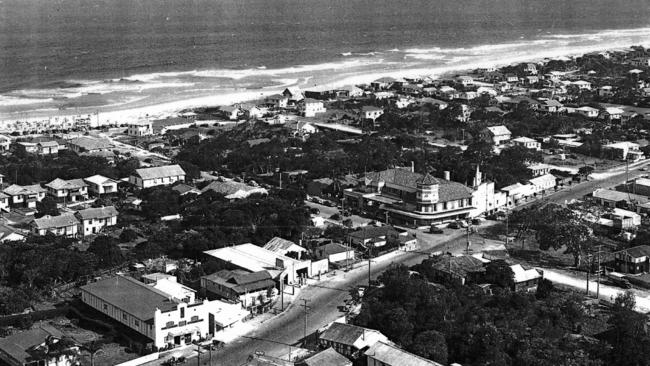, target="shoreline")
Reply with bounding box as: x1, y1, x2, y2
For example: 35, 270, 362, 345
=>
0, 41, 643, 127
